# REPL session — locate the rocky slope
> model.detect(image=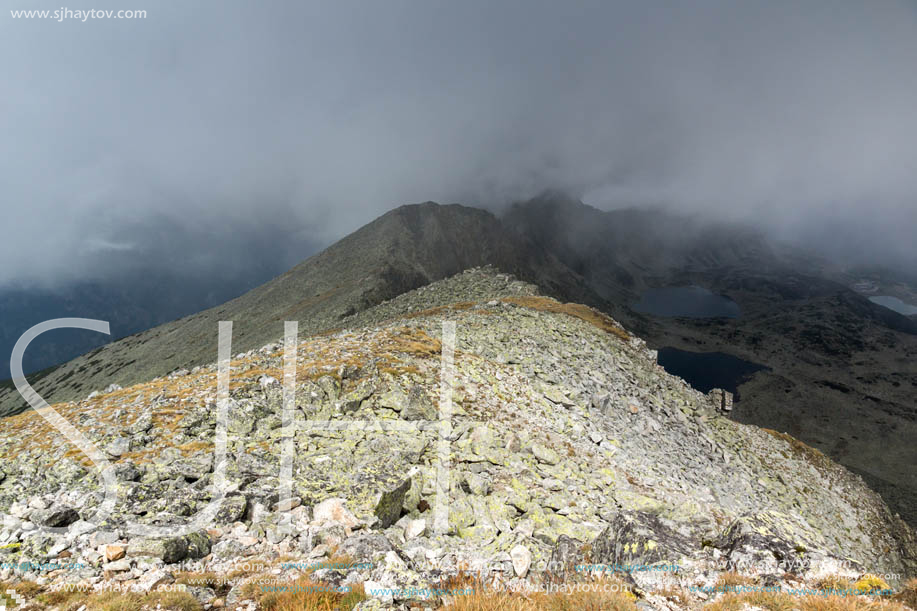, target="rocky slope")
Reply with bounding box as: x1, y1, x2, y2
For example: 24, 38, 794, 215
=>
0, 268, 913, 610
0, 203, 603, 419
504, 193, 917, 527
6, 197, 914, 533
